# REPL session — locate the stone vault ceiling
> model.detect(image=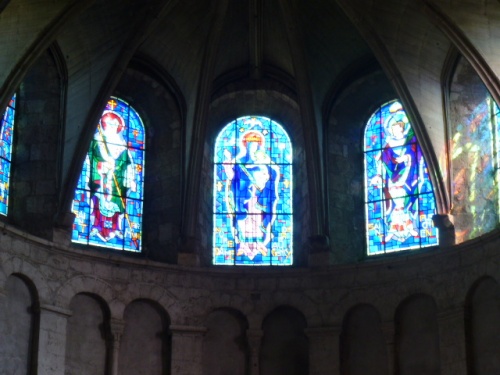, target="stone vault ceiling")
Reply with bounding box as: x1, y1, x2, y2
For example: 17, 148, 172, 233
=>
2, 0, 500, 223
